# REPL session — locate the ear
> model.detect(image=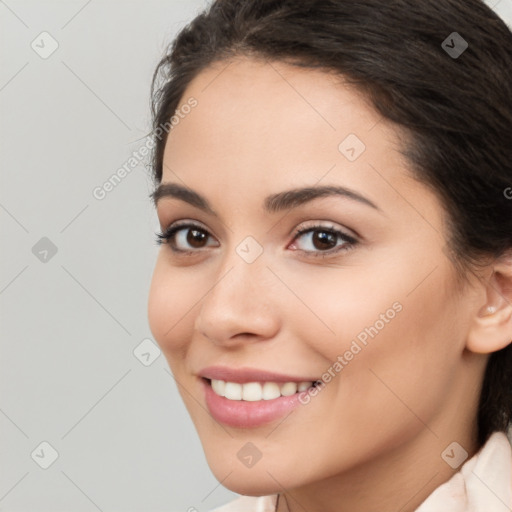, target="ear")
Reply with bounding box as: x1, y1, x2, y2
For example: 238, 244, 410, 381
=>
466, 252, 512, 354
